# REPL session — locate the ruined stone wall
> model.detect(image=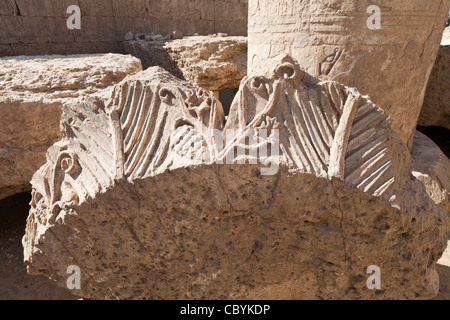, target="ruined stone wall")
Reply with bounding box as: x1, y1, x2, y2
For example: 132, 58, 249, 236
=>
0, 0, 248, 57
